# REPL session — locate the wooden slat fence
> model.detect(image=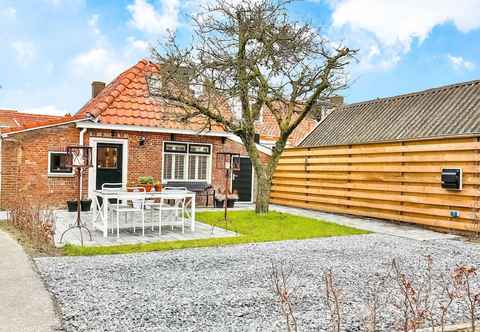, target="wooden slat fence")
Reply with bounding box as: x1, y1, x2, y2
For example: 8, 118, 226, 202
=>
271, 137, 480, 232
